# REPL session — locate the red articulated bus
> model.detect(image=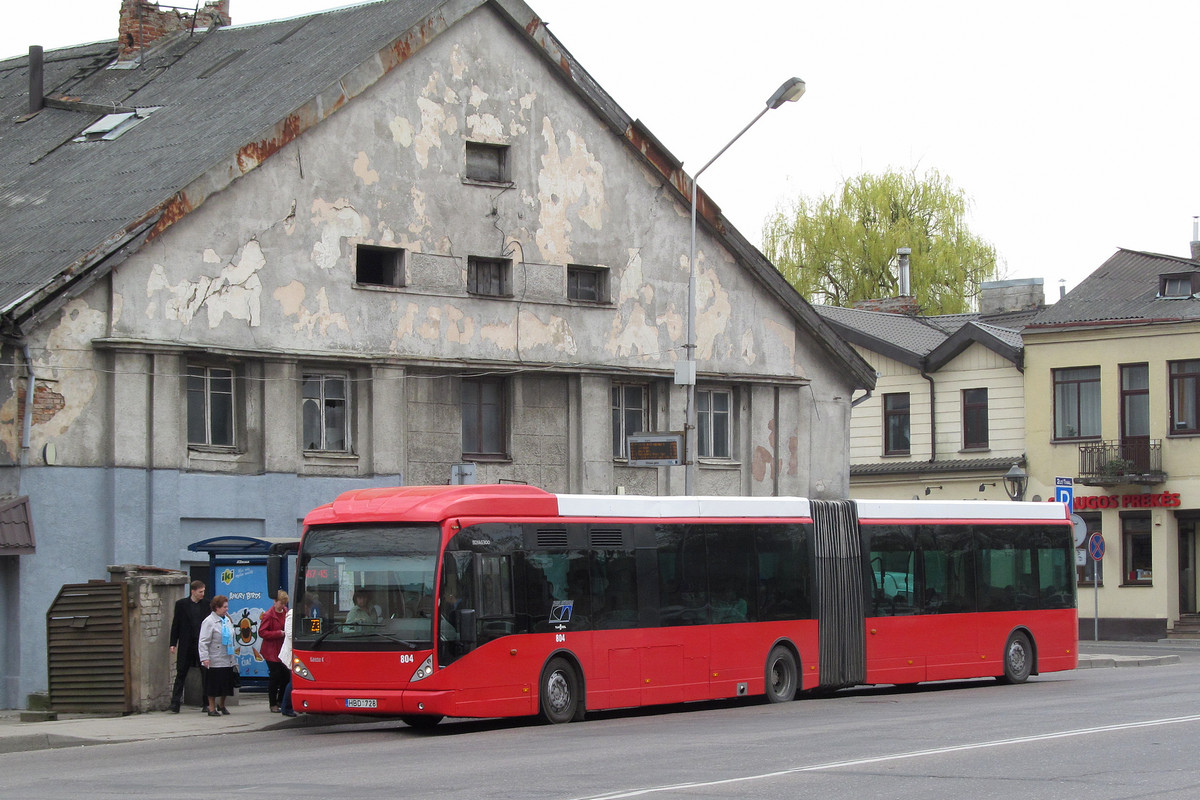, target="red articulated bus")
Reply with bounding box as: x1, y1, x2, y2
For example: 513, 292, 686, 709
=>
289, 485, 1077, 727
